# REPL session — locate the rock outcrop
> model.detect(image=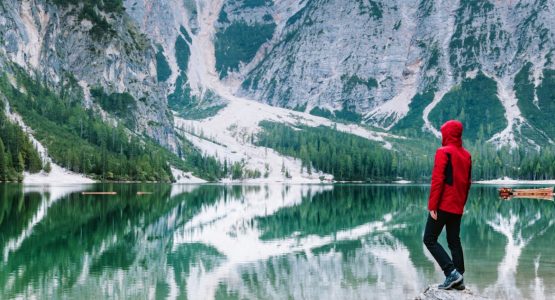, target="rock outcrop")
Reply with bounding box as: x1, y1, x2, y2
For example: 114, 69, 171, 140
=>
0, 0, 175, 147
416, 285, 489, 300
